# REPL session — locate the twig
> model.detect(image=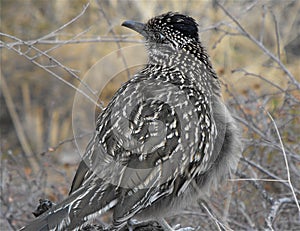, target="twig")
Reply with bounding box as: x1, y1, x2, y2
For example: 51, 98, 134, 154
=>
238, 202, 255, 228
95, 0, 131, 80
232, 68, 286, 94
259, 4, 267, 43
0, 36, 102, 109
216, 2, 300, 89
200, 200, 233, 231
265, 197, 297, 230
264, 110, 300, 215
39, 132, 93, 156
230, 178, 288, 183
235, 171, 274, 204
269, 8, 281, 61
0, 31, 101, 107
0, 38, 142, 48
241, 157, 300, 194
34, 3, 90, 43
